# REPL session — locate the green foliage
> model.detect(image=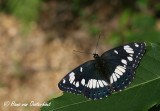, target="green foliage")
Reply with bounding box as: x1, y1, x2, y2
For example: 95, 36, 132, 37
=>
41, 43, 160, 111
6, 0, 42, 24
107, 9, 160, 46
106, 0, 159, 47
